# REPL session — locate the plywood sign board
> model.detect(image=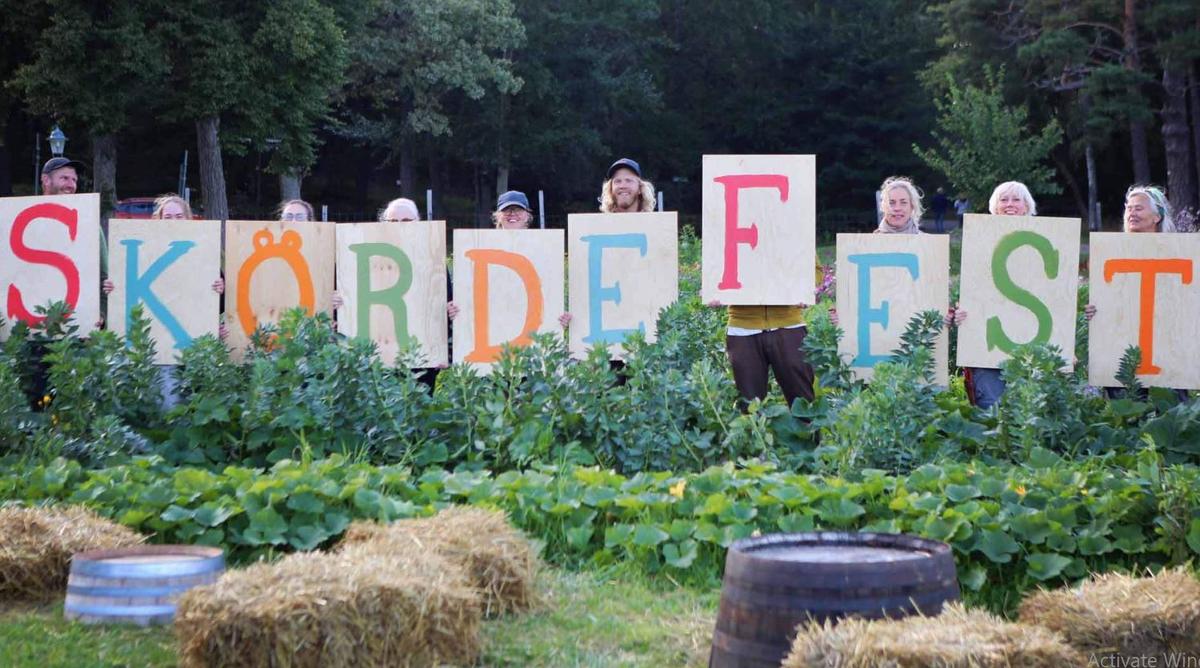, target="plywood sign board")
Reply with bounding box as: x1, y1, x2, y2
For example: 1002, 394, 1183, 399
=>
1088, 232, 1200, 389
335, 221, 449, 367
835, 233, 950, 384
0, 194, 101, 338
701, 155, 816, 305
567, 212, 679, 359
107, 219, 222, 364
224, 220, 336, 356
452, 229, 564, 371
955, 214, 1081, 369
